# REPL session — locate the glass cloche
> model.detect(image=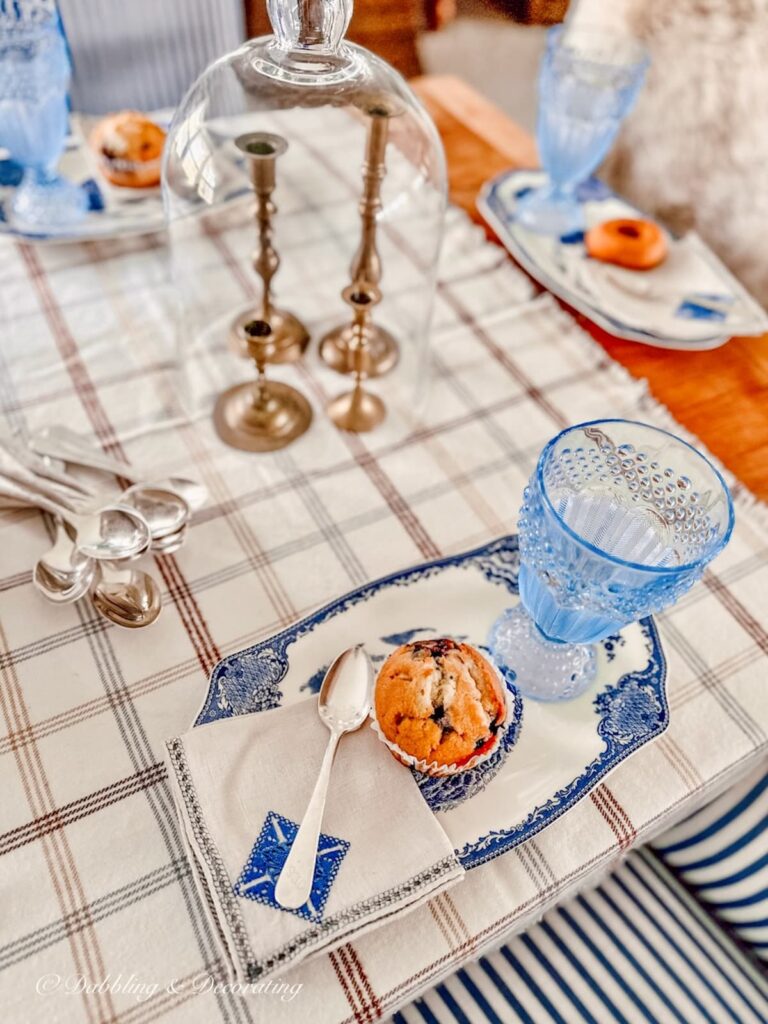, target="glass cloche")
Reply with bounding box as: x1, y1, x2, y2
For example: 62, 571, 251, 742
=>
163, 0, 446, 454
